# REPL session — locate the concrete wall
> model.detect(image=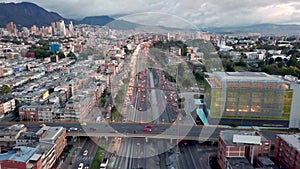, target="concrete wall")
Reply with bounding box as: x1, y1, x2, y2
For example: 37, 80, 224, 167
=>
289, 83, 300, 128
